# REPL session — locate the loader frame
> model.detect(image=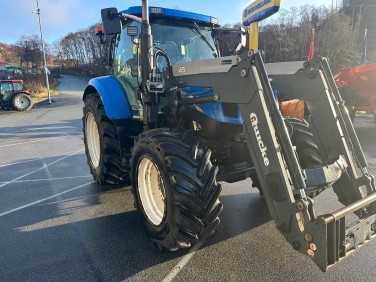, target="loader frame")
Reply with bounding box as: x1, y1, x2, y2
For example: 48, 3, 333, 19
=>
172, 51, 376, 271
